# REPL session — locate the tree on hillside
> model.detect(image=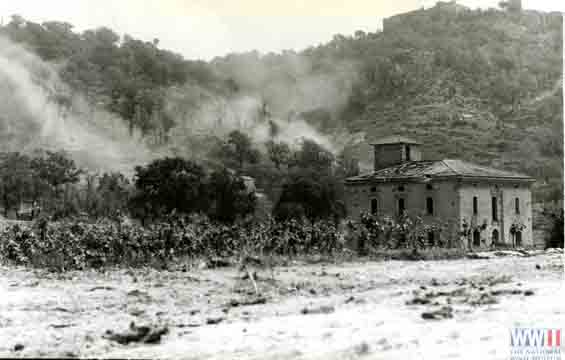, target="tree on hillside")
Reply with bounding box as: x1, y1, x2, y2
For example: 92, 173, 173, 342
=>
265, 140, 291, 170
291, 138, 334, 173
29, 150, 82, 218
94, 172, 132, 218
30, 150, 82, 194
549, 208, 564, 248
0, 152, 34, 217
273, 168, 345, 223
130, 157, 208, 221
207, 167, 256, 223
212, 130, 261, 170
